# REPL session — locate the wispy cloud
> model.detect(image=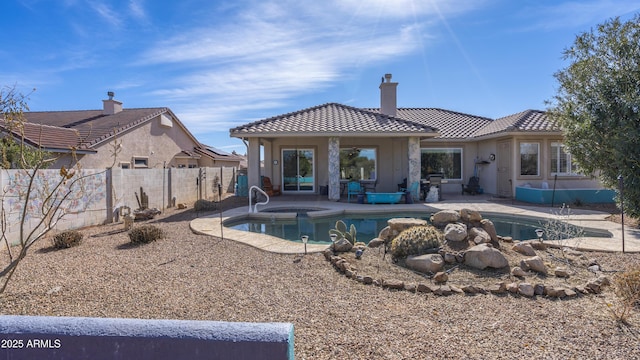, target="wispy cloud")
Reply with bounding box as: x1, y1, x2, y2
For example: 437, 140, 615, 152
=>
88, 1, 123, 28
135, 0, 474, 134
520, 0, 640, 31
